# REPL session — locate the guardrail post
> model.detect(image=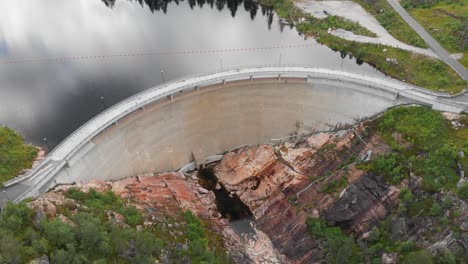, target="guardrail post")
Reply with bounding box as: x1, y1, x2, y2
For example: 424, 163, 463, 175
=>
222, 80, 226, 85
2, 190, 9, 202
100, 96, 107, 108
43, 138, 50, 151
250, 75, 253, 81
